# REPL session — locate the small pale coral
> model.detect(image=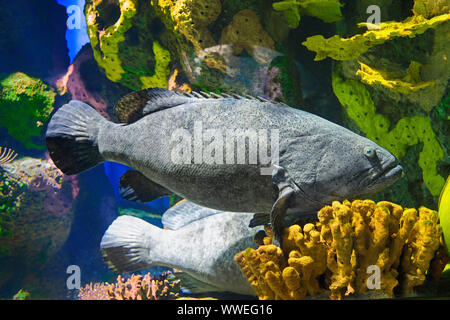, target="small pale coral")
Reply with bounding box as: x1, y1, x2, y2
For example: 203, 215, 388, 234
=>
220, 10, 275, 64
235, 200, 444, 300
78, 272, 181, 300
